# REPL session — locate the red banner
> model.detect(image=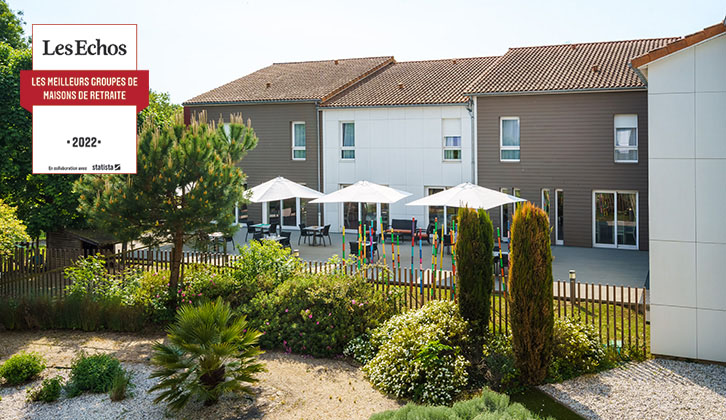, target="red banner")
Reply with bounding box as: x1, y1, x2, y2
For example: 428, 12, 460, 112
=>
20, 70, 149, 113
